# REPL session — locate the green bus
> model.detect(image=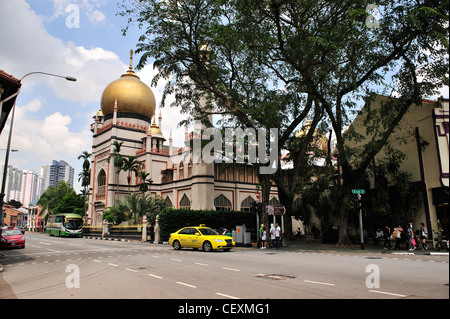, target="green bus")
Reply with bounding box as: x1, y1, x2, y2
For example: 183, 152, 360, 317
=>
46, 213, 83, 237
